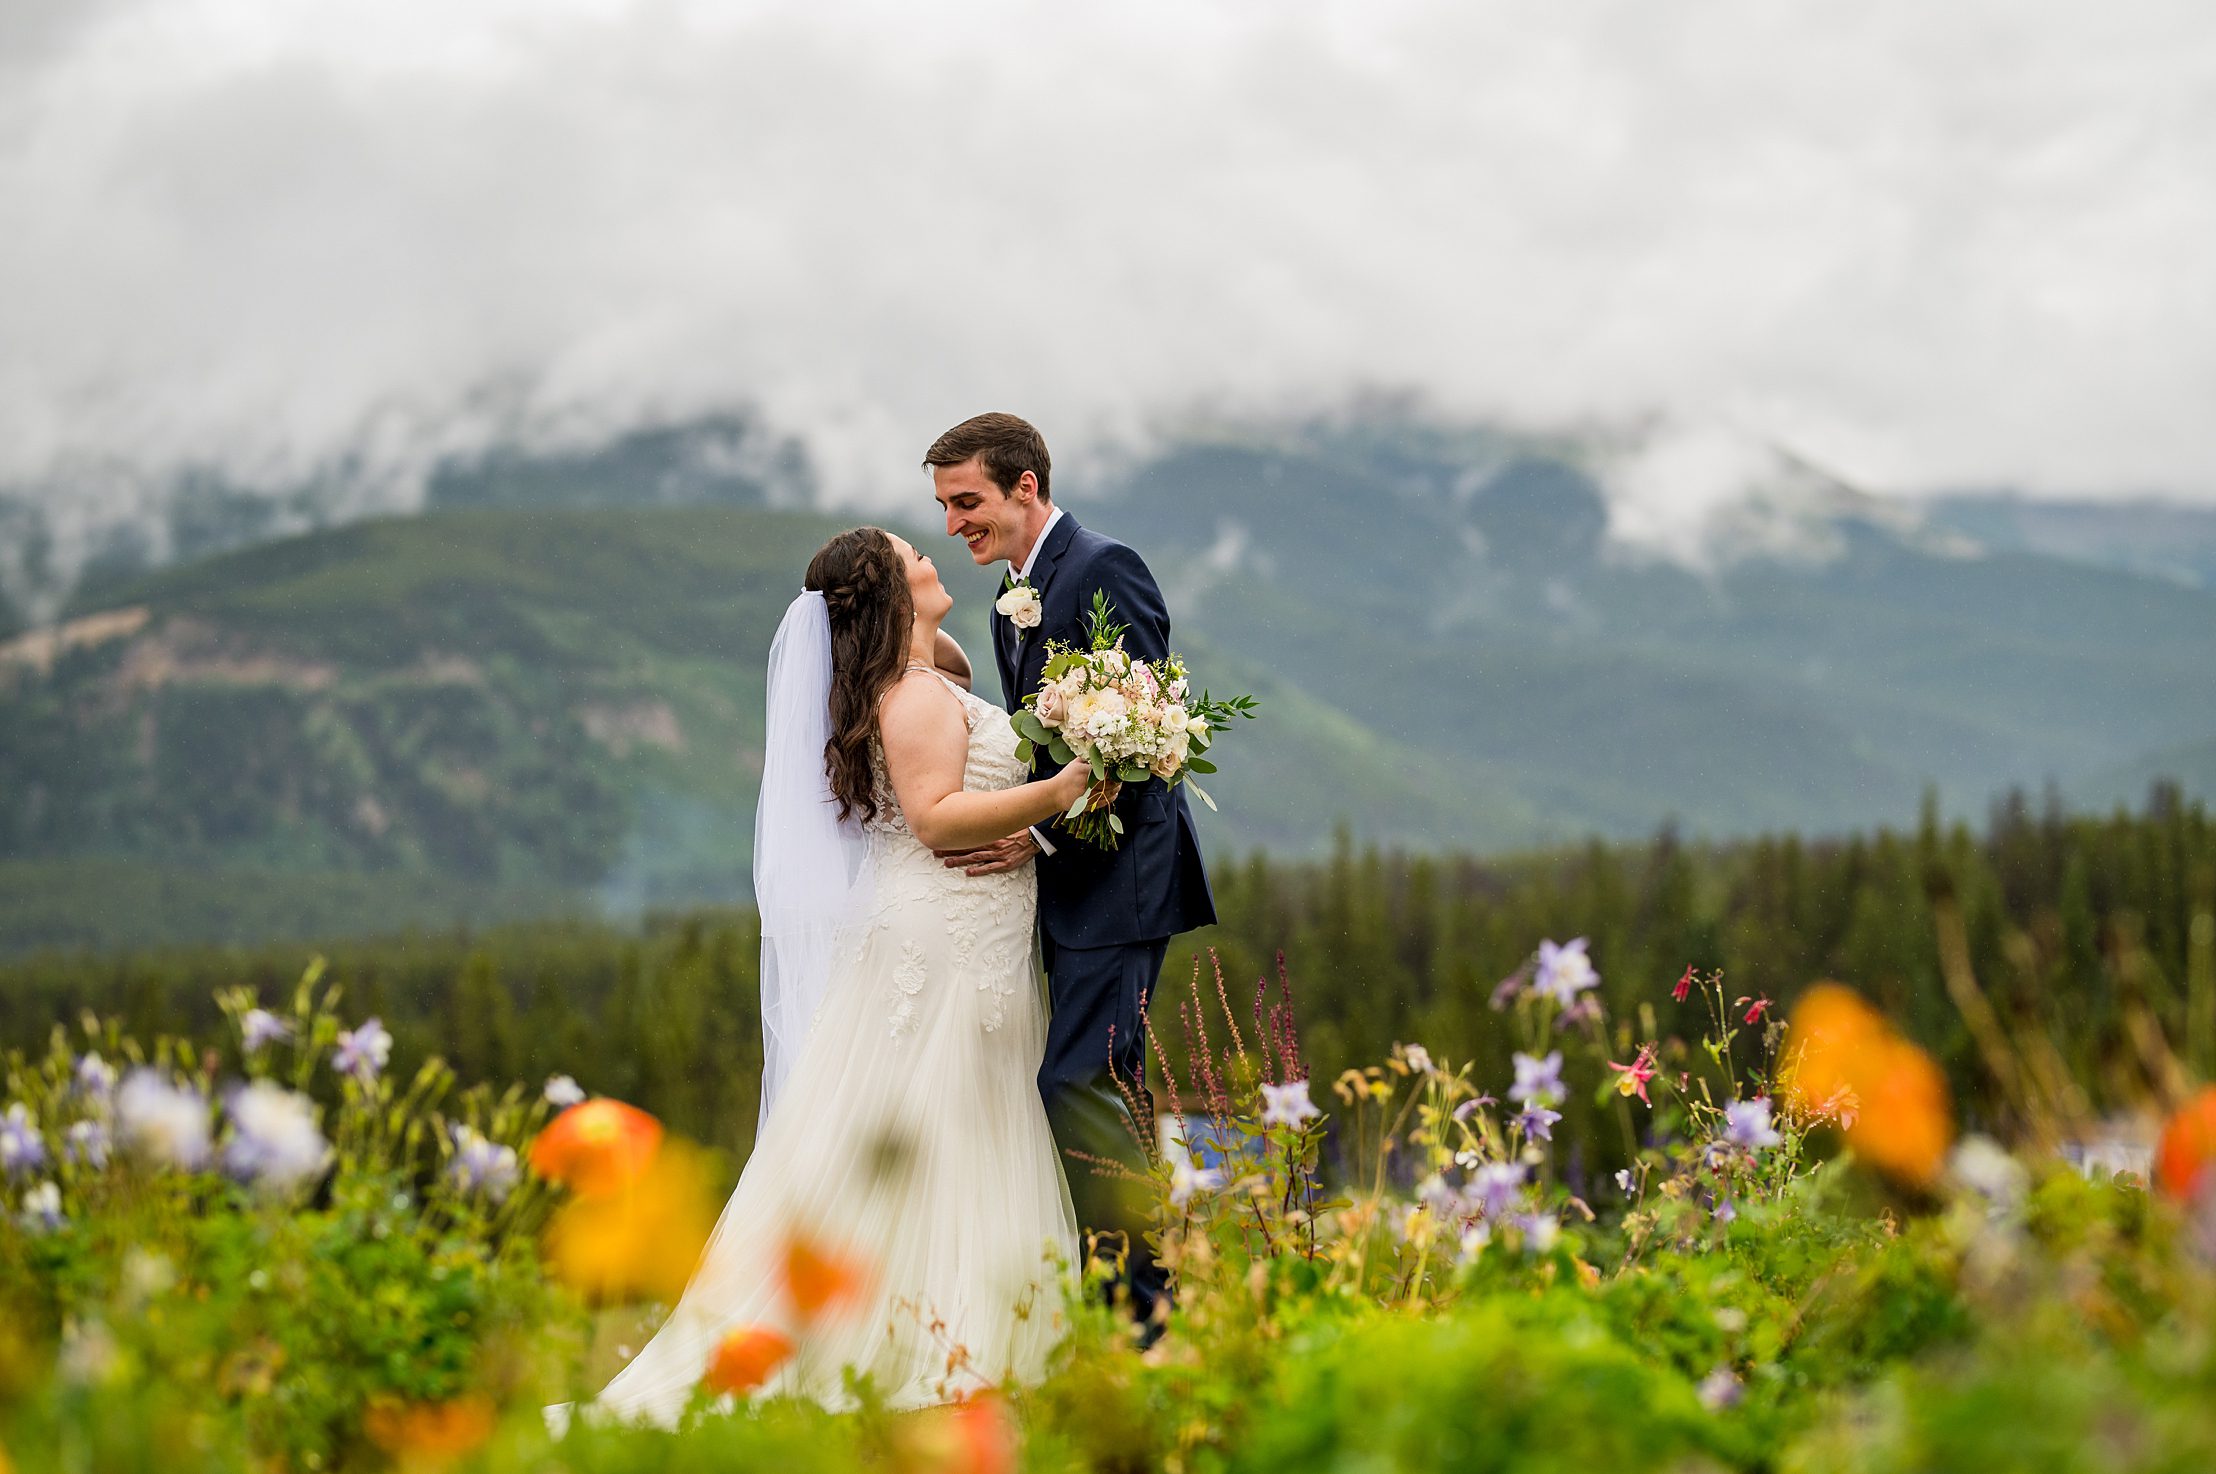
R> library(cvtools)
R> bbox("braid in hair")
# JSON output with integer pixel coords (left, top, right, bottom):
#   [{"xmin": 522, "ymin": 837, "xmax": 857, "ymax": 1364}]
[{"xmin": 804, "ymin": 527, "xmax": 915, "ymax": 823}]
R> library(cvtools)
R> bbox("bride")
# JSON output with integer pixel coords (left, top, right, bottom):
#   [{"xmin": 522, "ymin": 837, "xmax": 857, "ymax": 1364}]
[{"xmin": 579, "ymin": 526, "xmax": 1089, "ymax": 1424}]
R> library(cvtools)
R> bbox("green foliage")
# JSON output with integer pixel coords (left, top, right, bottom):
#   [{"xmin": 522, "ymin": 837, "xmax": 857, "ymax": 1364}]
[{"xmin": 3, "ymin": 951, "xmax": 2216, "ymax": 1472}]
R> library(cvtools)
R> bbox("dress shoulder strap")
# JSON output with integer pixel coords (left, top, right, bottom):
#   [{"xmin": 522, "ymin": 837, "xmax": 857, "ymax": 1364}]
[{"xmin": 879, "ymin": 663, "xmax": 960, "ymax": 707}]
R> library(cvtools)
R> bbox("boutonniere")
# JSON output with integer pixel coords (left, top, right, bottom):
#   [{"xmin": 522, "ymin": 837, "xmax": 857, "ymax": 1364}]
[{"xmin": 995, "ymin": 576, "xmax": 1044, "ymax": 631}]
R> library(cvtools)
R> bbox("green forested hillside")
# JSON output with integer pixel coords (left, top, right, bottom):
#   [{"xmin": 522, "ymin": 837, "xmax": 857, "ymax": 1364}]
[{"xmin": 5, "ymin": 426, "xmax": 2216, "ymax": 954}]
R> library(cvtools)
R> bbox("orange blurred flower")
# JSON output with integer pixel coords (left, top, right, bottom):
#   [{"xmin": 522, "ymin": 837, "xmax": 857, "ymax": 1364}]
[
  {"xmin": 783, "ymin": 1232, "xmax": 868, "ymax": 1322},
  {"xmin": 702, "ymin": 1325, "xmax": 795, "ymax": 1397},
  {"xmin": 2156, "ymin": 1086, "xmax": 2216, "ymax": 1202},
  {"xmin": 362, "ymin": 1395, "xmax": 495, "ymax": 1466},
  {"xmin": 892, "ymin": 1393, "xmax": 1019, "ymax": 1474},
  {"xmin": 1785, "ymin": 984, "xmax": 1952, "ymax": 1189},
  {"xmin": 543, "ymin": 1139, "xmax": 717, "ymax": 1304},
  {"xmin": 529, "ymin": 1099, "xmax": 664, "ymax": 1196}
]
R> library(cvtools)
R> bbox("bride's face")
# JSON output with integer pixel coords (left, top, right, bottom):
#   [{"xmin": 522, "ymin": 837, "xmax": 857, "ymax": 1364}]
[{"xmin": 890, "ymin": 535, "xmax": 954, "ymax": 624}]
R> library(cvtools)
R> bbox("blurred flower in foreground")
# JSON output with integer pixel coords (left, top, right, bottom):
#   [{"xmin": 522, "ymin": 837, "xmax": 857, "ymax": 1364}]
[
  {"xmin": 64, "ymin": 1120, "xmax": 110, "ymax": 1170},
  {"xmin": 363, "ymin": 1395, "xmax": 495, "ymax": 1465},
  {"xmin": 2155, "ymin": 1086, "xmax": 2216, "ymax": 1203},
  {"xmin": 1723, "ymin": 1099, "xmax": 1782, "ymax": 1153},
  {"xmin": 542, "ymin": 1137, "xmax": 715, "ymax": 1305},
  {"xmin": 1510, "ymin": 1050, "xmax": 1564, "ymax": 1106},
  {"xmin": 1785, "ymin": 984, "xmax": 1952, "ymax": 1189},
  {"xmin": 1170, "ymin": 1158, "xmax": 1225, "ymax": 1207},
  {"xmin": 221, "ymin": 1082, "xmax": 329, "ymax": 1191},
  {"xmin": 531, "ymin": 1099, "xmax": 663, "ymax": 1196},
  {"xmin": 1471, "ymin": 1162, "xmax": 1526, "ymax": 1221},
  {"xmin": 890, "ymin": 1392, "xmax": 1019, "ymax": 1474},
  {"xmin": 73, "ymin": 1053, "xmax": 117, "ymax": 1105},
  {"xmin": 1532, "ymin": 938, "xmax": 1599, "ymax": 1005},
  {"xmin": 447, "ymin": 1125, "xmax": 519, "ymax": 1203},
  {"xmin": 783, "ymin": 1233, "xmax": 868, "ymax": 1322},
  {"xmin": 116, "ymin": 1070, "xmax": 212, "ymax": 1170},
  {"xmin": 543, "ymin": 1075, "xmax": 586, "ymax": 1108},
  {"xmin": 701, "ymin": 1325, "xmax": 794, "ymax": 1396},
  {"xmin": 1259, "ymin": 1079, "xmax": 1320, "ymax": 1129},
  {"xmin": 1698, "ymin": 1367, "xmax": 1743, "ymax": 1411},
  {"xmin": 331, "ymin": 1018, "xmax": 392, "ymax": 1084},
  {"xmin": 239, "ymin": 1008, "xmax": 292, "ymax": 1054},
  {"xmin": 18, "ymin": 1181, "xmax": 64, "ymax": 1233},
  {"xmin": 1, "ymin": 1105, "xmax": 46, "ymax": 1178}
]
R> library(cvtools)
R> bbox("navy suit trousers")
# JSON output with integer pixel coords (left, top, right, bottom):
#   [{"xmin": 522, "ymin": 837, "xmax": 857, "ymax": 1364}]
[{"xmin": 1038, "ymin": 931, "xmax": 1171, "ymax": 1325}]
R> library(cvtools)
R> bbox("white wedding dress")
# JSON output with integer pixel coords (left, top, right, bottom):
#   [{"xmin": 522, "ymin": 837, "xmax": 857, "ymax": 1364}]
[{"xmin": 583, "ymin": 671, "xmax": 1080, "ymax": 1424}]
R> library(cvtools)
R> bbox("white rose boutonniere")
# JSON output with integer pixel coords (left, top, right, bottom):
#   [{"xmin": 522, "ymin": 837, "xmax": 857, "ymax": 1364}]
[{"xmin": 995, "ymin": 580, "xmax": 1044, "ymax": 630}]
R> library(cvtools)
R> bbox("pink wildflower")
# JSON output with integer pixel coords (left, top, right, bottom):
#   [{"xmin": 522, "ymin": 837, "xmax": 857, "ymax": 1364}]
[
  {"xmin": 1608, "ymin": 1044, "xmax": 1659, "ymax": 1106},
  {"xmin": 1741, "ymin": 997, "xmax": 1772, "ymax": 1025},
  {"xmin": 1671, "ymin": 967, "xmax": 1695, "ymax": 1004}
]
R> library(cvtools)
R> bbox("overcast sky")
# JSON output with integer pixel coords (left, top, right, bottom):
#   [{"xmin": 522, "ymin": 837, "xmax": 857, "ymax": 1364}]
[{"xmin": 3, "ymin": 0, "xmax": 2213, "ymax": 526}]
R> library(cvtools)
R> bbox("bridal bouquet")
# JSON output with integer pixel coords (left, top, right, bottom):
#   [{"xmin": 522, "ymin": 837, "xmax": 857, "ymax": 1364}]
[{"xmin": 1011, "ymin": 593, "xmax": 1258, "ymax": 849}]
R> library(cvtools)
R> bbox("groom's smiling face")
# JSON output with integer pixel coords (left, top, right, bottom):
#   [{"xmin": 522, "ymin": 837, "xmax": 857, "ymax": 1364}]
[{"xmin": 934, "ymin": 457, "xmax": 1043, "ymax": 568}]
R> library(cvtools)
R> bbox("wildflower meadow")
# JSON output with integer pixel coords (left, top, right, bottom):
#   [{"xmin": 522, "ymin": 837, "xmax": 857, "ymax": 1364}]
[{"xmin": 4, "ymin": 927, "xmax": 2216, "ymax": 1474}]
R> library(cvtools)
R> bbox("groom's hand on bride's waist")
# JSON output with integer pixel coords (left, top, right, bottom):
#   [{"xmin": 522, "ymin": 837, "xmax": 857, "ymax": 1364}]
[{"xmin": 937, "ymin": 830, "xmax": 1041, "ymax": 876}]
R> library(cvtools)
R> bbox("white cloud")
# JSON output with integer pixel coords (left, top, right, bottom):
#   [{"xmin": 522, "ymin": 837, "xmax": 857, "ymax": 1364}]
[{"xmin": 3, "ymin": 0, "xmax": 2212, "ymax": 540}]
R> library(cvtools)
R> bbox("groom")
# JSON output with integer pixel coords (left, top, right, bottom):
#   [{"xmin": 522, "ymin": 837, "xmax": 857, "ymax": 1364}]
[{"xmin": 926, "ymin": 412, "xmax": 1214, "ymax": 1327}]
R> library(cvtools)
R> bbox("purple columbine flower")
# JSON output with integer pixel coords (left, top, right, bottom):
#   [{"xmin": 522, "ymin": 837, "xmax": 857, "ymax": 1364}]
[
  {"xmin": 1722, "ymin": 1098, "xmax": 1783, "ymax": 1153},
  {"xmin": 1516, "ymin": 1104, "xmax": 1563, "ymax": 1143},
  {"xmin": 240, "ymin": 1009, "xmax": 292, "ymax": 1054},
  {"xmin": 1713, "ymin": 1197, "xmax": 1738, "ymax": 1225},
  {"xmin": 221, "ymin": 1082, "xmax": 329, "ymax": 1191},
  {"xmin": 1452, "ymin": 1093, "xmax": 1497, "ymax": 1123},
  {"xmin": 1509, "ymin": 1050, "xmax": 1564, "ymax": 1106},
  {"xmin": 1521, "ymin": 1213, "xmax": 1561, "ymax": 1253},
  {"xmin": 1698, "ymin": 1368, "xmax": 1743, "ymax": 1412},
  {"xmin": 1532, "ymin": 938, "xmax": 1600, "ymax": 1005},
  {"xmin": 116, "ymin": 1070, "xmax": 212, "ymax": 1171},
  {"xmin": 331, "ymin": 1018, "xmax": 392, "ymax": 1084},
  {"xmin": 447, "ymin": 1125, "xmax": 520, "ymax": 1204},
  {"xmin": 1614, "ymin": 1168, "xmax": 1634, "ymax": 1194},
  {"xmin": 64, "ymin": 1119, "xmax": 110, "ymax": 1170},
  {"xmin": 1, "ymin": 1104, "xmax": 48, "ymax": 1178},
  {"xmin": 1470, "ymin": 1161, "xmax": 1526, "ymax": 1221},
  {"xmin": 1259, "ymin": 1079, "xmax": 1320, "ymax": 1130},
  {"xmin": 74, "ymin": 1053, "xmax": 117, "ymax": 1105},
  {"xmin": 543, "ymin": 1075, "xmax": 586, "ymax": 1108}
]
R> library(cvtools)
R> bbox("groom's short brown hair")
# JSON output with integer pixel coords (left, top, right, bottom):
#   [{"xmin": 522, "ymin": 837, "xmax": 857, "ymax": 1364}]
[{"xmin": 923, "ymin": 413, "xmax": 1051, "ymax": 503}]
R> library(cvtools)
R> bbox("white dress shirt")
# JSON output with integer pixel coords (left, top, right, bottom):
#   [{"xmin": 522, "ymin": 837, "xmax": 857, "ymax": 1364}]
[{"xmin": 1014, "ymin": 505, "xmax": 1065, "ymax": 584}]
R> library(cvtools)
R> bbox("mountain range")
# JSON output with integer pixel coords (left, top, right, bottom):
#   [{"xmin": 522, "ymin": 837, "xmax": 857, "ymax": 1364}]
[{"xmin": 4, "ymin": 414, "xmax": 2213, "ymax": 953}]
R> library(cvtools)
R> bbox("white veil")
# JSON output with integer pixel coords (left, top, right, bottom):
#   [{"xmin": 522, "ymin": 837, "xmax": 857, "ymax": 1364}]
[{"xmin": 754, "ymin": 590, "xmax": 872, "ymax": 1123}]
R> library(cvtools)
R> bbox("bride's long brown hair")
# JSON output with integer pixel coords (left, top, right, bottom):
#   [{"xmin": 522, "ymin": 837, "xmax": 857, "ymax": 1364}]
[{"xmin": 806, "ymin": 527, "xmax": 915, "ymax": 824}]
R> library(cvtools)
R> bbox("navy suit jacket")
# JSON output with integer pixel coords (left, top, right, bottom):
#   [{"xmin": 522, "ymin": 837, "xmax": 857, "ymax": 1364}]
[{"xmin": 990, "ymin": 514, "xmax": 1216, "ymax": 950}]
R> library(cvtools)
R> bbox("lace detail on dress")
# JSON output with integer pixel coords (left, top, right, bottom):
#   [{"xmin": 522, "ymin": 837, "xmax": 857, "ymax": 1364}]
[
  {"xmin": 889, "ymin": 940, "xmax": 927, "ymax": 1039},
  {"xmin": 857, "ymin": 672, "xmax": 1036, "ymax": 1039}
]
